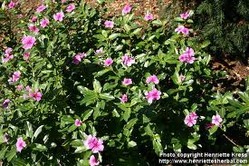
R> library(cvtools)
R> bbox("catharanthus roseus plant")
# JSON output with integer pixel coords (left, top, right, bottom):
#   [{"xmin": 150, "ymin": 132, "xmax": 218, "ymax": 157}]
[{"xmin": 0, "ymin": 0, "xmax": 239, "ymax": 165}]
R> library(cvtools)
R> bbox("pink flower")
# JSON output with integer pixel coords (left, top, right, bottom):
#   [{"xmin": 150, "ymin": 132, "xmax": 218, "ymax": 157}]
[
  {"xmin": 9, "ymin": 71, "xmax": 21, "ymax": 83},
  {"xmin": 122, "ymin": 4, "xmax": 132, "ymax": 15},
  {"xmin": 8, "ymin": 1, "xmax": 16, "ymax": 9},
  {"xmin": 175, "ymin": 25, "xmax": 189, "ymax": 35},
  {"xmin": 40, "ymin": 18, "xmax": 49, "ymax": 28},
  {"xmin": 16, "ymin": 84, "xmax": 23, "ymax": 91},
  {"xmin": 2, "ymin": 99, "xmax": 10, "ymax": 108},
  {"xmin": 122, "ymin": 78, "xmax": 132, "ymax": 86},
  {"xmin": 211, "ymin": 114, "xmax": 222, "ymax": 126},
  {"xmin": 61, "ymin": 0, "xmax": 67, "ymax": 3},
  {"xmin": 184, "ymin": 112, "xmax": 198, "ymax": 127},
  {"xmin": 144, "ymin": 13, "xmax": 154, "ymax": 21},
  {"xmin": 184, "ymin": 115, "xmax": 197, "ymax": 127},
  {"xmin": 122, "ymin": 54, "xmax": 135, "ymax": 66},
  {"xmin": 104, "ymin": 58, "xmax": 113, "ymax": 67},
  {"xmin": 84, "ymin": 135, "xmax": 104, "ymax": 153},
  {"xmin": 23, "ymin": 52, "xmax": 30, "ymax": 61},
  {"xmin": 29, "ymin": 90, "xmax": 42, "ymax": 101},
  {"xmin": 120, "ymin": 94, "xmax": 128, "ymax": 103},
  {"xmin": 104, "ymin": 20, "xmax": 114, "ymax": 29},
  {"xmin": 179, "ymin": 74, "xmax": 185, "ymax": 82},
  {"xmin": 95, "ymin": 48, "xmax": 103, "ymax": 54},
  {"xmin": 2, "ymin": 47, "xmax": 14, "ymax": 63},
  {"xmin": 89, "ymin": 155, "xmax": 100, "ymax": 166},
  {"xmin": 5, "ymin": 47, "xmax": 12, "ymax": 55},
  {"xmin": 36, "ymin": 5, "xmax": 46, "ymax": 13},
  {"xmin": 72, "ymin": 53, "xmax": 86, "ymax": 64},
  {"xmin": 26, "ymin": 86, "xmax": 32, "ymax": 92},
  {"xmin": 30, "ymin": 16, "xmax": 38, "ymax": 22},
  {"xmin": 53, "ymin": 11, "xmax": 65, "ymax": 22},
  {"xmin": 146, "ymin": 75, "xmax": 159, "ymax": 84},
  {"xmin": 16, "ymin": 137, "xmax": 26, "ymax": 152},
  {"xmin": 145, "ymin": 88, "xmax": 161, "ymax": 103},
  {"xmin": 28, "ymin": 24, "xmax": 39, "ymax": 33},
  {"xmin": 74, "ymin": 119, "xmax": 82, "ymax": 126},
  {"xmin": 66, "ymin": 4, "xmax": 75, "ymax": 13},
  {"xmin": 179, "ymin": 47, "xmax": 195, "ymax": 64},
  {"xmin": 21, "ymin": 36, "xmax": 36, "ymax": 50},
  {"xmin": 180, "ymin": 11, "xmax": 190, "ymax": 20}
]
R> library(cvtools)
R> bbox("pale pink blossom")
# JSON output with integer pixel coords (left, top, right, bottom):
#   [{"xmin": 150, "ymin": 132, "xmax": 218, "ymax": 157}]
[
  {"xmin": 84, "ymin": 135, "xmax": 104, "ymax": 153},
  {"xmin": 23, "ymin": 52, "xmax": 30, "ymax": 61},
  {"xmin": 211, "ymin": 114, "xmax": 222, "ymax": 126},
  {"xmin": 5, "ymin": 47, "xmax": 12, "ymax": 55},
  {"xmin": 40, "ymin": 18, "xmax": 49, "ymax": 28},
  {"xmin": 28, "ymin": 24, "xmax": 39, "ymax": 33},
  {"xmin": 66, "ymin": 4, "xmax": 75, "ymax": 13},
  {"xmin": 26, "ymin": 86, "xmax": 32, "ymax": 92},
  {"xmin": 16, "ymin": 84, "xmax": 23, "ymax": 91},
  {"xmin": 30, "ymin": 16, "xmax": 38, "ymax": 22},
  {"xmin": 95, "ymin": 48, "xmax": 103, "ymax": 54},
  {"xmin": 179, "ymin": 74, "xmax": 185, "ymax": 82},
  {"xmin": 146, "ymin": 75, "xmax": 159, "ymax": 84},
  {"xmin": 2, "ymin": 99, "xmax": 10, "ymax": 108},
  {"xmin": 2, "ymin": 47, "xmax": 14, "ymax": 63},
  {"xmin": 180, "ymin": 11, "xmax": 190, "ymax": 20},
  {"xmin": 120, "ymin": 94, "xmax": 128, "ymax": 103},
  {"xmin": 36, "ymin": 5, "xmax": 46, "ymax": 13},
  {"xmin": 122, "ymin": 54, "xmax": 135, "ymax": 66},
  {"xmin": 16, "ymin": 137, "xmax": 26, "ymax": 152},
  {"xmin": 53, "ymin": 11, "xmax": 65, "ymax": 22},
  {"xmin": 9, "ymin": 71, "xmax": 21, "ymax": 83},
  {"xmin": 72, "ymin": 53, "xmax": 86, "ymax": 64},
  {"xmin": 8, "ymin": 1, "xmax": 16, "ymax": 9},
  {"xmin": 61, "ymin": 0, "xmax": 67, "ymax": 3},
  {"xmin": 104, "ymin": 58, "xmax": 113, "ymax": 67},
  {"xmin": 122, "ymin": 4, "xmax": 132, "ymax": 15},
  {"xmin": 89, "ymin": 155, "xmax": 100, "ymax": 166},
  {"xmin": 104, "ymin": 20, "xmax": 114, "ymax": 29},
  {"xmin": 122, "ymin": 78, "xmax": 132, "ymax": 86},
  {"xmin": 145, "ymin": 88, "xmax": 161, "ymax": 103},
  {"xmin": 175, "ymin": 25, "xmax": 189, "ymax": 35},
  {"xmin": 184, "ymin": 112, "xmax": 198, "ymax": 127},
  {"xmin": 179, "ymin": 47, "xmax": 195, "ymax": 64},
  {"xmin": 29, "ymin": 90, "xmax": 42, "ymax": 101},
  {"xmin": 144, "ymin": 13, "xmax": 154, "ymax": 21},
  {"xmin": 74, "ymin": 119, "xmax": 82, "ymax": 126},
  {"xmin": 21, "ymin": 36, "xmax": 36, "ymax": 50}
]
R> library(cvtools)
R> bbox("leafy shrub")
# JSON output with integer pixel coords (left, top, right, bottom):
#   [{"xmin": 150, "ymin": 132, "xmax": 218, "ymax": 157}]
[{"xmin": 0, "ymin": 0, "xmax": 242, "ymax": 165}]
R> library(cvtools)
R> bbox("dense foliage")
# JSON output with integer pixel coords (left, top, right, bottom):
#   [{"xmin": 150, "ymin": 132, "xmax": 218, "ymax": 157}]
[{"xmin": 0, "ymin": 0, "xmax": 248, "ymax": 165}]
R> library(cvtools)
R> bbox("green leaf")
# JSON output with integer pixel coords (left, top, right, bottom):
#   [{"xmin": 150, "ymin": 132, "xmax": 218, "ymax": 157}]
[
  {"xmin": 71, "ymin": 139, "xmax": 83, "ymax": 147},
  {"xmin": 32, "ymin": 125, "xmax": 44, "ymax": 142},
  {"xmin": 93, "ymin": 79, "xmax": 102, "ymax": 93},
  {"xmin": 187, "ymin": 141, "xmax": 197, "ymax": 150},
  {"xmin": 6, "ymin": 147, "xmax": 16, "ymax": 162},
  {"xmin": 26, "ymin": 121, "xmax": 33, "ymax": 138},
  {"xmin": 128, "ymin": 141, "xmax": 137, "ymax": 148},
  {"xmin": 32, "ymin": 143, "xmax": 47, "ymax": 152},
  {"xmin": 94, "ymin": 69, "xmax": 111, "ymax": 78},
  {"xmin": 0, "ymin": 147, "xmax": 8, "ymax": 160},
  {"xmin": 123, "ymin": 108, "xmax": 131, "ymax": 122},
  {"xmin": 82, "ymin": 110, "xmax": 93, "ymax": 121},
  {"xmin": 75, "ymin": 146, "xmax": 87, "ymax": 153},
  {"xmin": 209, "ymin": 125, "xmax": 218, "ymax": 135},
  {"xmin": 99, "ymin": 93, "xmax": 115, "ymax": 101},
  {"xmin": 132, "ymin": 28, "xmax": 142, "ymax": 35},
  {"xmin": 125, "ymin": 118, "xmax": 138, "ymax": 129},
  {"xmin": 108, "ymin": 33, "xmax": 121, "ymax": 40}
]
